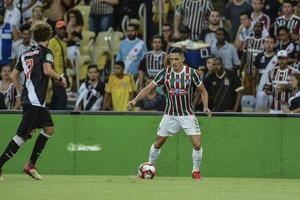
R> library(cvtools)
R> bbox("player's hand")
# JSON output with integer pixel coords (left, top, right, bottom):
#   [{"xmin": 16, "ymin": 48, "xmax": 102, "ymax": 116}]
[
  {"xmin": 60, "ymin": 76, "xmax": 67, "ymax": 88},
  {"xmin": 203, "ymin": 107, "xmax": 212, "ymax": 118},
  {"xmin": 128, "ymin": 99, "xmax": 137, "ymax": 111}
]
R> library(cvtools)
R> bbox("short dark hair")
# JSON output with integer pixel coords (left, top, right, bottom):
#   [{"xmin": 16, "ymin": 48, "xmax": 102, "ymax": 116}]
[
  {"xmin": 264, "ymin": 35, "xmax": 276, "ymax": 42},
  {"xmin": 214, "ymin": 57, "xmax": 224, "ymax": 64},
  {"xmin": 20, "ymin": 23, "xmax": 32, "ymax": 33},
  {"xmin": 277, "ymin": 26, "xmax": 289, "ymax": 35},
  {"xmin": 169, "ymin": 47, "xmax": 184, "ymax": 55},
  {"xmin": 283, "ymin": 0, "xmax": 294, "ymax": 6},
  {"xmin": 115, "ymin": 61, "xmax": 125, "ymax": 69},
  {"xmin": 151, "ymin": 35, "xmax": 163, "ymax": 43},
  {"xmin": 216, "ymin": 28, "xmax": 229, "ymax": 40},
  {"xmin": 127, "ymin": 23, "xmax": 139, "ymax": 31},
  {"xmin": 87, "ymin": 64, "xmax": 98, "ymax": 71},
  {"xmin": 240, "ymin": 12, "xmax": 251, "ymax": 19},
  {"xmin": 31, "ymin": 21, "xmax": 52, "ymax": 42}
]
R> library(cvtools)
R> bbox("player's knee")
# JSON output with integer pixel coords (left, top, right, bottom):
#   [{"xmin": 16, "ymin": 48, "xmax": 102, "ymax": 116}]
[{"xmin": 43, "ymin": 127, "xmax": 54, "ymax": 136}]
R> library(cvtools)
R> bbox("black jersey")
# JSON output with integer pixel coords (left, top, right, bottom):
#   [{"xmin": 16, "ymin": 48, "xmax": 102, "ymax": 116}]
[{"xmin": 15, "ymin": 45, "xmax": 54, "ymax": 107}]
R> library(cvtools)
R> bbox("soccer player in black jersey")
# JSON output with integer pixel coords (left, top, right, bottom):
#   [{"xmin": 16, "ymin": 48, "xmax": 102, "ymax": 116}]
[{"xmin": 0, "ymin": 22, "xmax": 67, "ymax": 180}]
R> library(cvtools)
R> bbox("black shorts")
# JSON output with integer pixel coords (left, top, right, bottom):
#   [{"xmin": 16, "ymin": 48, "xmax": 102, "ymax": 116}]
[{"xmin": 17, "ymin": 104, "xmax": 54, "ymax": 139}]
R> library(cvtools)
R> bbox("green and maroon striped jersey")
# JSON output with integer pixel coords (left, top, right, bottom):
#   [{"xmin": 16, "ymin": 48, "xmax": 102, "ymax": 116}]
[{"xmin": 153, "ymin": 65, "xmax": 202, "ymax": 116}]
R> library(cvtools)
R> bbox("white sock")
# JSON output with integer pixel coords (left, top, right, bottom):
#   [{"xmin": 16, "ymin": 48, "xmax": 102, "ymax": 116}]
[
  {"xmin": 192, "ymin": 147, "xmax": 203, "ymax": 172},
  {"xmin": 12, "ymin": 135, "xmax": 25, "ymax": 147},
  {"xmin": 148, "ymin": 144, "xmax": 161, "ymax": 164}
]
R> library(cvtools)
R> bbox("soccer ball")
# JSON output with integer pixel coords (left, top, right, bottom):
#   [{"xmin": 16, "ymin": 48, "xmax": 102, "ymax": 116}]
[{"xmin": 138, "ymin": 162, "xmax": 156, "ymax": 179}]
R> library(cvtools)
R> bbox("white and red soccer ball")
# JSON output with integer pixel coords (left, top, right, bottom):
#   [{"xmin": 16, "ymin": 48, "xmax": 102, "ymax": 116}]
[{"xmin": 138, "ymin": 162, "xmax": 156, "ymax": 179}]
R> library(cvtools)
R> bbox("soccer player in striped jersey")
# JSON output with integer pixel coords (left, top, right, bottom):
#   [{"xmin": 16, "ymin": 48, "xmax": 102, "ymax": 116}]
[
  {"xmin": 274, "ymin": 0, "xmax": 300, "ymax": 41},
  {"xmin": 264, "ymin": 50, "xmax": 300, "ymax": 113},
  {"xmin": 138, "ymin": 35, "xmax": 166, "ymax": 91},
  {"xmin": 175, "ymin": 0, "xmax": 213, "ymax": 40},
  {"xmin": 128, "ymin": 47, "xmax": 211, "ymax": 180}
]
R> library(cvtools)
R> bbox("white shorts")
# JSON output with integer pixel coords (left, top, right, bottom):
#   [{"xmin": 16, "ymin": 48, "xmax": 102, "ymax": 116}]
[{"xmin": 157, "ymin": 114, "xmax": 201, "ymax": 137}]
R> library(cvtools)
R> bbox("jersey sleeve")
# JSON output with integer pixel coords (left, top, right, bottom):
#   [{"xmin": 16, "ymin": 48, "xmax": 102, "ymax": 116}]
[
  {"xmin": 42, "ymin": 48, "xmax": 54, "ymax": 66},
  {"xmin": 192, "ymin": 69, "xmax": 202, "ymax": 87},
  {"xmin": 153, "ymin": 68, "xmax": 166, "ymax": 86},
  {"xmin": 14, "ymin": 56, "xmax": 23, "ymax": 72}
]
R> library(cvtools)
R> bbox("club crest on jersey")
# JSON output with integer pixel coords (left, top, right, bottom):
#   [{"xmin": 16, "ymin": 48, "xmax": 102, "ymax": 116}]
[
  {"xmin": 169, "ymin": 88, "xmax": 187, "ymax": 96},
  {"xmin": 224, "ymin": 78, "xmax": 230, "ymax": 86}
]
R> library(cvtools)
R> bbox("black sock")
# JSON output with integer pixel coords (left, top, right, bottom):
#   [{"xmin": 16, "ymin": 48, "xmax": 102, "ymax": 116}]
[
  {"xmin": 29, "ymin": 133, "xmax": 49, "ymax": 165},
  {"xmin": 0, "ymin": 140, "xmax": 21, "ymax": 168}
]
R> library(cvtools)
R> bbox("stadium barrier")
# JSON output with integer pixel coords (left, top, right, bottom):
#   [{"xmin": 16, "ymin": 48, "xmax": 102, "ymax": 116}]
[{"xmin": 0, "ymin": 111, "xmax": 299, "ymax": 178}]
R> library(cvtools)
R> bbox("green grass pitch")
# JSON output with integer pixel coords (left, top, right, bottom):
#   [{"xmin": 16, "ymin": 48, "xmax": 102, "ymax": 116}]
[{"xmin": 1, "ymin": 175, "xmax": 300, "ymax": 200}]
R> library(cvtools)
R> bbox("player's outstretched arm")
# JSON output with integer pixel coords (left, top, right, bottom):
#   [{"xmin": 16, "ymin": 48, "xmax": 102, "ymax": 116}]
[
  {"xmin": 43, "ymin": 63, "xmax": 67, "ymax": 88},
  {"xmin": 128, "ymin": 81, "xmax": 157, "ymax": 110},
  {"xmin": 198, "ymin": 83, "xmax": 212, "ymax": 117}
]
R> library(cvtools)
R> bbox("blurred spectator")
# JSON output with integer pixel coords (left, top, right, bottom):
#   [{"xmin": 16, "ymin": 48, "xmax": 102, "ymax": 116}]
[
  {"xmin": 235, "ymin": 12, "xmax": 254, "ymax": 50},
  {"xmin": 44, "ymin": 0, "xmax": 80, "ymax": 36},
  {"xmin": 75, "ymin": 65, "xmax": 105, "ymax": 111},
  {"xmin": 235, "ymin": 12, "xmax": 269, "ymax": 50},
  {"xmin": 263, "ymin": 0, "xmax": 282, "ymax": 27},
  {"xmin": 275, "ymin": 26, "xmax": 300, "ymax": 70},
  {"xmin": 15, "ymin": 0, "xmax": 43, "ymax": 22},
  {"xmin": 193, "ymin": 55, "xmax": 216, "ymax": 110},
  {"xmin": 201, "ymin": 55, "xmax": 216, "ymax": 81},
  {"xmin": 274, "ymin": 0, "xmax": 300, "ymax": 41},
  {"xmin": 27, "ymin": 5, "xmax": 45, "ymax": 26},
  {"xmin": 12, "ymin": 23, "xmax": 35, "ymax": 61},
  {"xmin": 48, "ymin": 20, "xmax": 69, "ymax": 110},
  {"xmin": 162, "ymin": 23, "xmax": 173, "ymax": 51},
  {"xmin": 211, "ymin": 28, "xmax": 241, "ymax": 71},
  {"xmin": 204, "ymin": 57, "xmax": 243, "ymax": 112},
  {"xmin": 115, "ymin": 0, "xmax": 154, "ymax": 42},
  {"xmin": 116, "ymin": 23, "xmax": 147, "ymax": 77},
  {"xmin": 251, "ymin": 0, "xmax": 270, "ymax": 30},
  {"xmin": 241, "ymin": 22, "xmax": 267, "ymax": 96},
  {"xmin": 0, "ymin": 8, "xmax": 18, "ymax": 69},
  {"xmin": 264, "ymin": 50, "xmax": 300, "ymax": 113},
  {"xmin": 288, "ymin": 73, "xmax": 300, "ymax": 113},
  {"xmin": 138, "ymin": 35, "xmax": 166, "ymax": 91},
  {"xmin": 224, "ymin": 0, "xmax": 252, "ymax": 41},
  {"xmin": 103, "ymin": 61, "xmax": 135, "ymax": 111},
  {"xmin": 137, "ymin": 77, "xmax": 165, "ymax": 111},
  {"xmin": 65, "ymin": 8, "xmax": 83, "ymax": 83},
  {"xmin": 4, "ymin": 0, "xmax": 21, "ymax": 28},
  {"xmin": 253, "ymin": 36, "xmax": 277, "ymax": 111},
  {"xmin": 89, "ymin": 0, "xmax": 118, "ymax": 35},
  {"xmin": 200, "ymin": 10, "xmax": 223, "ymax": 46},
  {"xmin": 0, "ymin": 65, "xmax": 20, "ymax": 109},
  {"xmin": 174, "ymin": 0, "xmax": 213, "ymax": 40}
]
